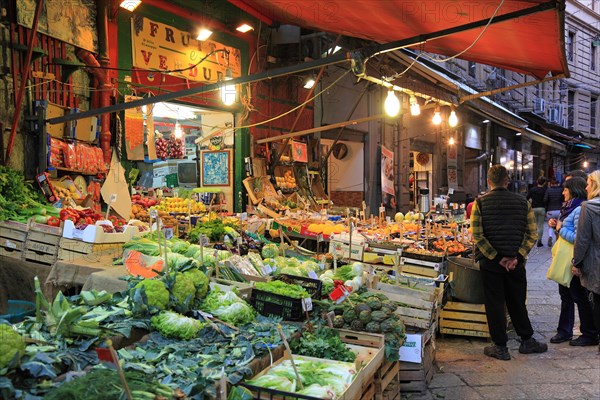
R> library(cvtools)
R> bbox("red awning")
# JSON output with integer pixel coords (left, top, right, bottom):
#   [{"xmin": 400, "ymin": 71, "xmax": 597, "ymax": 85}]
[{"xmin": 229, "ymin": 0, "xmax": 568, "ymax": 79}]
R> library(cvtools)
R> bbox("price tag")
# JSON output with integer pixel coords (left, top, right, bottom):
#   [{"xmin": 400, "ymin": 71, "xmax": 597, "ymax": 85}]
[
  {"xmin": 110, "ymin": 194, "xmax": 117, "ymax": 203},
  {"xmin": 326, "ymin": 311, "xmax": 336, "ymax": 328},
  {"xmin": 236, "ymin": 236, "xmax": 243, "ymax": 245},
  {"xmin": 240, "ymin": 212, "xmax": 248, "ymax": 221},
  {"xmin": 173, "ymin": 189, "xmax": 179, "ymax": 198},
  {"xmin": 199, "ymin": 234, "xmax": 209, "ymax": 246},
  {"xmin": 162, "ymin": 227, "xmax": 174, "ymax": 240},
  {"xmin": 345, "ymin": 208, "xmax": 350, "ymax": 216},
  {"xmin": 308, "ymin": 270, "xmax": 318, "ymax": 279},
  {"xmin": 386, "ymin": 216, "xmax": 391, "ymax": 224},
  {"xmin": 379, "ymin": 206, "xmax": 385, "ymax": 214},
  {"xmin": 150, "ymin": 209, "xmax": 158, "ymax": 219},
  {"xmin": 301, "ymin": 297, "xmax": 313, "ymax": 312},
  {"xmin": 131, "ymin": 187, "xmax": 137, "ymax": 195},
  {"xmin": 448, "ymin": 188, "xmax": 455, "ymax": 195}
]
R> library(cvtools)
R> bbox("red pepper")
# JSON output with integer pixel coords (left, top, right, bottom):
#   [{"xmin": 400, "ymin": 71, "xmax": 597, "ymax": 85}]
[
  {"xmin": 85, "ymin": 217, "xmax": 93, "ymax": 225},
  {"xmin": 47, "ymin": 216, "xmax": 60, "ymax": 227}
]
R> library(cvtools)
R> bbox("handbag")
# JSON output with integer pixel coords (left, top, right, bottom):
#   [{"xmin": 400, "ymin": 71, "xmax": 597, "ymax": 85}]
[{"xmin": 546, "ymin": 236, "xmax": 574, "ymax": 287}]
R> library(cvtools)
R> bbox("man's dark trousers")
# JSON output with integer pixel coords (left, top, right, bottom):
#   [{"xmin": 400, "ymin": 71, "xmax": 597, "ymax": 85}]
[{"xmin": 480, "ymin": 258, "xmax": 534, "ymax": 345}]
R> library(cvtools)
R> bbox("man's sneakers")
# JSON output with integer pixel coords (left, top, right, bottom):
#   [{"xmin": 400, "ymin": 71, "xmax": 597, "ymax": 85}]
[
  {"xmin": 519, "ymin": 338, "xmax": 548, "ymax": 354},
  {"xmin": 484, "ymin": 344, "xmax": 511, "ymax": 360},
  {"xmin": 569, "ymin": 336, "xmax": 600, "ymax": 347}
]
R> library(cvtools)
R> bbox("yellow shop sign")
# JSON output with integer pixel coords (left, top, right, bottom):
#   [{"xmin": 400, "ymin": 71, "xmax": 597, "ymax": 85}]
[{"xmin": 131, "ymin": 16, "xmax": 242, "ymax": 83}]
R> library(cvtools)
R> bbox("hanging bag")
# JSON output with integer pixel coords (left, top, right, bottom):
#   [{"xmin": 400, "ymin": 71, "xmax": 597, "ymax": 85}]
[{"xmin": 546, "ymin": 236, "xmax": 574, "ymax": 287}]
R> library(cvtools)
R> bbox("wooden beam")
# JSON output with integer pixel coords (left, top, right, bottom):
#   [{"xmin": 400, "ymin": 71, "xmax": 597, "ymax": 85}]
[
  {"xmin": 459, "ymin": 74, "xmax": 566, "ymax": 103},
  {"xmin": 256, "ymin": 114, "xmax": 386, "ymax": 144}
]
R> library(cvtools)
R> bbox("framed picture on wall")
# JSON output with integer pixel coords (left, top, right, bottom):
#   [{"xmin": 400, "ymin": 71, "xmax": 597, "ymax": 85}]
[
  {"xmin": 291, "ymin": 141, "xmax": 308, "ymax": 163},
  {"xmin": 201, "ymin": 150, "xmax": 230, "ymax": 186}
]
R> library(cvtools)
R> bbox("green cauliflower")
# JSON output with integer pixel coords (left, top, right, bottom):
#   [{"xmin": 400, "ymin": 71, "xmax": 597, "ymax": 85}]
[
  {"xmin": 133, "ymin": 279, "xmax": 169, "ymax": 311},
  {"xmin": 170, "ymin": 272, "xmax": 196, "ymax": 306},
  {"xmin": 151, "ymin": 311, "xmax": 204, "ymax": 340},
  {"xmin": 261, "ymin": 243, "xmax": 279, "ymax": 258},
  {"xmin": 0, "ymin": 325, "xmax": 25, "ymax": 370},
  {"xmin": 183, "ymin": 268, "xmax": 210, "ymax": 300}
]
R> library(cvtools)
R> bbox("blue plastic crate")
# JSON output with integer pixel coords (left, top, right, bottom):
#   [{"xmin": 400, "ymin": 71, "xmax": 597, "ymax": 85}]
[{"xmin": 0, "ymin": 300, "xmax": 36, "ymax": 323}]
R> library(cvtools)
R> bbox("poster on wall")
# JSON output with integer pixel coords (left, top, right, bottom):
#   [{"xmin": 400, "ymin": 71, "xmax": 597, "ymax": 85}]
[
  {"xmin": 131, "ymin": 16, "xmax": 242, "ymax": 83},
  {"xmin": 202, "ymin": 150, "xmax": 230, "ymax": 186},
  {"xmin": 447, "ymin": 144, "xmax": 458, "ymax": 189},
  {"xmin": 381, "ymin": 145, "xmax": 396, "ymax": 209},
  {"xmin": 17, "ymin": 0, "xmax": 98, "ymax": 52},
  {"xmin": 124, "ymin": 96, "xmax": 145, "ymax": 161},
  {"xmin": 292, "ymin": 141, "xmax": 308, "ymax": 163}
]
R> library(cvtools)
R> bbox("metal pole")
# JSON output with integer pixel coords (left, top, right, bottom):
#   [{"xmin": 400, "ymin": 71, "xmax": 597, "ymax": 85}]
[{"xmin": 4, "ymin": 0, "xmax": 44, "ymax": 164}]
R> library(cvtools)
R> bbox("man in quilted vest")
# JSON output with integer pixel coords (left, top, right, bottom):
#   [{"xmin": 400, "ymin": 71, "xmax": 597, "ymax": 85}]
[{"xmin": 471, "ymin": 164, "xmax": 548, "ymax": 360}]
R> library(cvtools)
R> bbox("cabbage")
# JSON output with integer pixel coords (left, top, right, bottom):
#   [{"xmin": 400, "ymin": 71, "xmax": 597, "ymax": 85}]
[
  {"xmin": 261, "ymin": 243, "xmax": 279, "ymax": 258},
  {"xmin": 185, "ymin": 244, "xmax": 202, "ymax": 258},
  {"xmin": 297, "ymin": 384, "xmax": 334, "ymax": 399},
  {"xmin": 245, "ymin": 375, "xmax": 296, "ymax": 392},
  {"xmin": 279, "ymin": 267, "xmax": 303, "ymax": 277},
  {"xmin": 300, "ymin": 260, "xmax": 320, "ymax": 272},
  {"xmin": 169, "ymin": 239, "xmax": 190, "ymax": 254},
  {"xmin": 150, "ymin": 310, "xmax": 204, "ymax": 340},
  {"xmin": 200, "ymin": 288, "xmax": 255, "ymax": 325}
]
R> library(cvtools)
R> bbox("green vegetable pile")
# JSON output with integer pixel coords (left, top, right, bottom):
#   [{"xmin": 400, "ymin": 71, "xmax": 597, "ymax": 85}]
[
  {"xmin": 151, "ymin": 310, "xmax": 205, "ymax": 340},
  {"xmin": 0, "ymin": 325, "xmax": 25, "ymax": 371},
  {"xmin": 0, "ymin": 166, "xmax": 59, "ymax": 222},
  {"xmin": 200, "ymin": 288, "xmax": 256, "ymax": 326},
  {"xmin": 291, "ymin": 326, "xmax": 356, "ymax": 363},
  {"xmin": 44, "ymin": 368, "xmax": 176, "ymax": 400},
  {"xmin": 255, "ymin": 280, "xmax": 310, "ymax": 299},
  {"xmin": 189, "ymin": 219, "xmax": 236, "ymax": 242}
]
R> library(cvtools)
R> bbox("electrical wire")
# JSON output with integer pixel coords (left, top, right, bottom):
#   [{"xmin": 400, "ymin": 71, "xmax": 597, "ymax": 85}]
[{"xmin": 422, "ymin": 0, "xmax": 506, "ymax": 63}]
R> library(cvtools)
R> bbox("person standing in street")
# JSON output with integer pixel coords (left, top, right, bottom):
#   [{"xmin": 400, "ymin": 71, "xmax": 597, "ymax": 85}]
[
  {"xmin": 572, "ymin": 170, "xmax": 600, "ymax": 352},
  {"xmin": 549, "ymin": 177, "xmax": 598, "ymax": 346},
  {"xmin": 471, "ymin": 165, "xmax": 547, "ymax": 360},
  {"xmin": 527, "ymin": 177, "xmax": 547, "ymax": 247},
  {"xmin": 546, "ymin": 179, "xmax": 564, "ymax": 246}
]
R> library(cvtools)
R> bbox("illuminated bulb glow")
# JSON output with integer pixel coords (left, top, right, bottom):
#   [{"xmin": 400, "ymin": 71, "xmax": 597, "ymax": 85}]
[
  {"xmin": 409, "ymin": 96, "xmax": 420, "ymax": 116},
  {"xmin": 384, "ymin": 90, "xmax": 400, "ymax": 117},
  {"xmin": 173, "ymin": 123, "xmax": 183, "ymax": 139},
  {"xmin": 304, "ymin": 78, "xmax": 315, "ymax": 89},
  {"xmin": 221, "ymin": 69, "xmax": 236, "ymax": 106},
  {"xmin": 432, "ymin": 110, "xmax": 442, "ymax": 125},
  {"xmin": 449, "ymin": 137, "xmax": 455, "ymax": 145},
  {"xmin": 119, "ymin": 0, "xmax": 141, "ymax": 12},
  {"xmin": 236, "ymin": 23, "xmax": 253, "ymax": 33},
  {"xmin": 197, "ymin": 28, "xmax": 213, "ymax": 41},
  {"xmin": 448, "ymin": 110, "xmax": 458, "ymax": 127},
  {"xmin": 583, "ymin": 160, "xmax": 589, "ymax": 168}
]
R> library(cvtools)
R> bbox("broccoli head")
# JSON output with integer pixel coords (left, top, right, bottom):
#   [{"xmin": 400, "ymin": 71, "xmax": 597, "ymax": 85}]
[
  {"xmin": 183, "ymin": 268, "xmax": 210, "ymax": 300},
  {"xmin": 133, "ymin": 279, "xmax": 169, "ymax": 311},
  {"xmin": 170, "ymin": 272, "xmax": 196, "ymax": 306},
  {"xmin": 0, "ymin": 325, "xmax": 25, "ymax": 370}
]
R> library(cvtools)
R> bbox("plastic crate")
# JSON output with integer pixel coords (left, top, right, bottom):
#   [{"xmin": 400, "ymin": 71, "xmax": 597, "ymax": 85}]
[
  {"xmin": 274, "ymin": 274, "xmax": 322, "ymax": 299},
  {"xmin": 0, "ymin": 300, "xmax": 36, "ymax": 323},
  {"xmin": 251, "ymin": 289, "xmax": 307, "ymax": 321}
]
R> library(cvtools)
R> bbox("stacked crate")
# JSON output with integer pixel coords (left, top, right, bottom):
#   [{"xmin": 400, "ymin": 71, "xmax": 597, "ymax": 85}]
[
  {"xmin": 0, "ymin": 221, "xmax": 29, "ymax": 259},
  {"xmin": 23, "ymin": 222, "xmax": 62, "ymax": 266}
]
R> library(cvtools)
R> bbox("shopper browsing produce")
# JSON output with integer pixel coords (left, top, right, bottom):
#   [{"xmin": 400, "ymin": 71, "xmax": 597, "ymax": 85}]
[{"xmin": 471, "ymin": 164, "xmax": 546, "ymax": 360}]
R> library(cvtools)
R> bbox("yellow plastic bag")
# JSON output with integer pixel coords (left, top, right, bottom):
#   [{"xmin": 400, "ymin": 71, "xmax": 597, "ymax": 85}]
[{"xmin": 546, "ymin": 236, "xmax": 574, "ymax": 287}]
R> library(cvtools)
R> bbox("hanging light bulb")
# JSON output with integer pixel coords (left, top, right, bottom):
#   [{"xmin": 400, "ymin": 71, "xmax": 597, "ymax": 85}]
[
  {"xmin": 583, "ymin": 160, "xmax": 589, "ymax": 168},
  {"xmin": 449, "ymin": 137, "xmax": 455, "ymax": 145},
  {"xmin": 409, "ymin": 96, "xmax": 420, "ymax": 116},
  {"xmin": 173, "ymin": 122, "xmax": 183, "ymax": 139},
  {"xmin": 221, "ymin": 68, "xmax": 236, "ymax": 106},
  {"xmin": 384, "ymin": 90, "xmax": 400, "ymax": 117},
  {"xmin": 448, "ymin": 109, "xmax": 458, "ymax": 127},
  {"xmin": 432, "ymin": 106, "xmax": 442, "ymax": 125}
]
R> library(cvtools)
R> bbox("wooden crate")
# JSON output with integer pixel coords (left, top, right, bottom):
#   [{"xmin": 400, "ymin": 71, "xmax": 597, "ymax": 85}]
[
  {"xmin": 374, "ymin": 360, "xmax": 400, "ymax": 400},
  {"xmin": 399, "ymin": 340, "xmax": 436, "ymax": 395},
  {"xmin": 23, "ymin": 222, "xmax": 62, "ymax": 266},
  {"xmin": 439, "ymin": 301, "xmax": 490, "ymax": 338},
  {"xmin": 0, "ymin": 220, "xmax": 29, "ymax": 260},
  {"xmin": 360, "ymin": 375, "xmax": 376, "ymax": 400},
  {"xmin": 57, "ymin": 238, "xmax": 123, "ymax": 262},
  {"xmin": 369, "ymin": 279, "xmax": 444, "ymax": 330}
]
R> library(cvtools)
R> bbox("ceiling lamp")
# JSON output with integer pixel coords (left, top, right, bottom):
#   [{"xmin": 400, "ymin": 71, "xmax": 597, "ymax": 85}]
[
  {"xmin": 409, "ymin": 96, "xmax": 420, "ymax": 116},
  {"xmin": 173, "ymin": 122, "xmax": 183, "ymax": 139},
  {"xmin": 384, "ymin": 90, "xmax": 400, "ymax": 117},
  {"xmin": 221, "ymin": 69, "xmax": 236, "ymax": 106},
  {"xmin": 583, "ymin": 160, "xmax": 589, "ymax": 168},
  {"xmin": 119, "ymin": 0, "xmax": 141, "ymax": 11},
  {"xmin": 449, "ymin": 137, "xmax": 455, "ymax": 145},
  {"xmin": 432, "ymin": 107, "xmax": 442, "ymax": 125},
  {"xmin": 236, "ymin": 23, "xmax": 254, "ymax": 33},
  {"xmin": 197, "ymin": 28, "xmax": 213, "ymax": 41},
  {"xmin": 448, "ymin": 109, "xmax": 458, "ymax": 127},
  {"xmin": 303, "ymin": 77, "xmax": 316, "ymax": 89}
]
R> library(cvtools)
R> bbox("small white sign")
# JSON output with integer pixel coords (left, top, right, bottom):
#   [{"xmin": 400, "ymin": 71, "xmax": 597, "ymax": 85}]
[
  {"xmin": 308, "ymin": 270, "xmax": 318, "ymax": 280},
  {"xmin": 317, "ymin": 234, "xmax": 323, "ymax": 242},
  {"xmin": 386, "ymin": 216, "xmax": 391, "ymax": 224},
  {"xmin": 320, "ymin": 209, "xmax": 327, "ymax": 216},
  {"xmin": 301, "ymin": 297, "xmax": 313, "ymax": 312},
  {"xmin": 172, "ymin": 189, "xmax": 179, "ymax": 197},
  {"xmin": 199, "ymin": 235, "xmax": 209, "ymax": 246},
  {"xmin": 379, "ymin": 206, "xmax": 385, "ymax": 214},
  {"xmin": 236, "ymin": 237, "xmax": 243, "ymax": 245},
  {"xmin": 150, "ymin": 209, "xmax": 158, "ymax": 219},
  {"xmin": 110, "ymin": 194, "xmax": 117, "ymax": 203},
  {"xmin": 240, "ymin": 212, "xmax": 248, "ymax": 221},
  {"xmin": 399, "ymin": 333, "xmax": 423, "ymax": 363},
  {"xmin": 162, "ymin": 228, "xmax": 174, "ymax": 240},
  {"xmin": 448, "ymin": 188, "xmax": 455, "ymax": 195}
]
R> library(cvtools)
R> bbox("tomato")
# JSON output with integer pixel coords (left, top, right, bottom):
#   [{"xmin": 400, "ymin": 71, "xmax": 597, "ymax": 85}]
[{"xmin": 47, "ymin": 216, "xmax": 60, "ymax": 227}]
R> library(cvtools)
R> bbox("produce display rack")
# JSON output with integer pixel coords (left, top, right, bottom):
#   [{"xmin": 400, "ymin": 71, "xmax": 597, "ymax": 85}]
[
  {"xmin": 399, "ymin": 339, "xmax": 436, "ymax": 395},
  {"xmin": 0, "ymin": 220, "xmax": 29, "ymax": 260},
  {"xmin": 439, "ymin": 301, "xmax": 491, "ymax": 338},
  {"xmin": 374, "ymin": 360, "xmax": 400, "ymax": 400},
  {"xmin": 57, "ymin": 237, "xmax": 123, "ymax": 262},
  {"xmin": 23, "ymin": 221, "xmax": 62, "ymax": 266}
]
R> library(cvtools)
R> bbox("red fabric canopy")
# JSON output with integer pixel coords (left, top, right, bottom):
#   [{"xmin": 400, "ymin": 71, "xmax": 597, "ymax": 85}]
[{"xmin": 230, "ymin": 0, "xmax": 568, "ymax": 79}]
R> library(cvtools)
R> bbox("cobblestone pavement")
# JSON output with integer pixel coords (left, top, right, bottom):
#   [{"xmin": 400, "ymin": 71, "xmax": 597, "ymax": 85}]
[{"xmin": 406, "ymin": 231, "xmax": 600, "ymax": 400}]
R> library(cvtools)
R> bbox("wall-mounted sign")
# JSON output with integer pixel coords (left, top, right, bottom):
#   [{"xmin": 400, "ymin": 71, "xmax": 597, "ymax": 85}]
[{"xmin": 131, "ymin": 16, "xmax": 242, "ymax": 83}]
